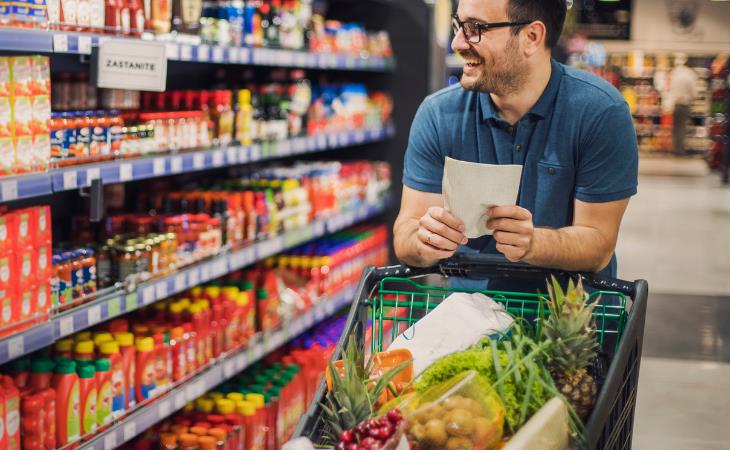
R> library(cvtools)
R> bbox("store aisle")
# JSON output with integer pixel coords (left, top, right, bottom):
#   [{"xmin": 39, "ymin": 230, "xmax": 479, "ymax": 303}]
[{"xmin": 618, "ymin": 173, "xmax": 730, "ymax": 449}]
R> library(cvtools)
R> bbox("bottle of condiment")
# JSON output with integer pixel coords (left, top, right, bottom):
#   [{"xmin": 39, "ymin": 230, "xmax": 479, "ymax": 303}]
[
  {"xmin": 114, "ymin": 332, "xmax": 136, "ymax": 409},
  {"xmin": 77, "ymin": 363, "xmax": 97, "ymax": 437},
  {"xmin": 171, "ymin": 0, "xmax": 202, "ymax": 34},
  {"xmin": 52, "ymin": 361, "xmax": 80, "ymax": 446},
  {"xmin": 135, "ymin": 337, "xmax": 156, "ymax": 401},
  {"xmin": 99, "ymin": 341, "xmax": 125, "ymax": 418},
  {"xmin": 95, "ymin": 358, "xmax": 113, "ymax": 428}
]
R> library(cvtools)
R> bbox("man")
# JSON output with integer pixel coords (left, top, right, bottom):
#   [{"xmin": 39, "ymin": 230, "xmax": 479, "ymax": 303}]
[
  {"xmin": 393, "ymin": 0, "xmax": 638, "ymax": 287},
  {"xmin": 669, "ymin": 53, "xmax": 698, "ymax": 155}
]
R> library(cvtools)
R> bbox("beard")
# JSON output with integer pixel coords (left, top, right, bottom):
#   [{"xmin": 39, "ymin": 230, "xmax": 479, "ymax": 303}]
[{"xmin": 459, "ymin": 36, "xmax": 528, "ymax": 96}]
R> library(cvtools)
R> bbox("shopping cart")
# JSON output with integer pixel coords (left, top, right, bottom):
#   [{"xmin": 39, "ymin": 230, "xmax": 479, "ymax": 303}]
[{"xmin": 293, "ymin": 253, "xmax": 649, "ymax": 450}]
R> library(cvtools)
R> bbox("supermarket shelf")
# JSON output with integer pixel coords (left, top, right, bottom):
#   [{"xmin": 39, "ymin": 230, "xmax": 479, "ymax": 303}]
[
  {"xmin": 0, "ymin": 196, "xmax": 390, "ymax": 364},
  {"xmin": 0, "ymin": 28, "xmax": 395, "ymax": 70},
  {"xmin": 78, "ymin": 284, "xmax": 356, "ymax": 450},
  {"xmin": 0, "ymin": 123, "xmax": 395, "ymax": 203}
]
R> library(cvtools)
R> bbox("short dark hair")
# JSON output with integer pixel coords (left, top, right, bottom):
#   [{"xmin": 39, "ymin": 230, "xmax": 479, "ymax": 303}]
[{"xmin": 507, "ymin": 0, "xmax": 567, "ymax": 48}]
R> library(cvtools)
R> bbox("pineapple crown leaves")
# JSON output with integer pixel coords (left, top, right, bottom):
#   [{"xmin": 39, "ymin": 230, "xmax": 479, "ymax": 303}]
[
  {"xmin": 543, "ymin": 276, "xmax": 600, "ymax": 337},
  {"xmin": 319, "ymin": 334, "xmax": 411, "ymax": 444}
]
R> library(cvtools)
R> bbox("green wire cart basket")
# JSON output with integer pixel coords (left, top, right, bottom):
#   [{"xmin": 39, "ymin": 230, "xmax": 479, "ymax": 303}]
[{"xmin": 294, "ymin": 254, "xmax": 649, "ymax": 450}]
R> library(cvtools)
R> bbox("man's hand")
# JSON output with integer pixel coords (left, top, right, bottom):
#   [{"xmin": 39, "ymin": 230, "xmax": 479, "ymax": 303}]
[
  {"xmin": 486, "ymin": 205, "xmax": 535, "ymax": 262},
  {"xmin": 416, "ymin": 207, "xmax": 469, "ymax": 260}
]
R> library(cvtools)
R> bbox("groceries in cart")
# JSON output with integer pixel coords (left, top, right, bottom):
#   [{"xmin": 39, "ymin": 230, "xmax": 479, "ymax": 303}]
[{"xmin": 296, "ymin": 276, "xmax": 606, "ymax": 449}]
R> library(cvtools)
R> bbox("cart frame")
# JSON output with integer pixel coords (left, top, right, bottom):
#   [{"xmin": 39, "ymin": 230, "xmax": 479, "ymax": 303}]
[{"xmin": 294, "ymin": 254, "xmax": 649, "ymax": 450}]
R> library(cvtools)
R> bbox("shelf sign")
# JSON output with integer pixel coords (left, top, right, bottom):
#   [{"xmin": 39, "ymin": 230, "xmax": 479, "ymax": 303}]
[{"xmin": 95, "ymin": 40, "xmax": 167, "ymax": 92}]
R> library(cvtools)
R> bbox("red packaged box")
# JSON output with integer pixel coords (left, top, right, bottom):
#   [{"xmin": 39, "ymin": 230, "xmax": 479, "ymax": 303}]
[
  {"xmin": 16, "ymin": 246, "xmax": 36, "ymax": 287},
  {"xmin": 36, "ymin": 242, "xmax": 51, "ymax": 282},
  {"xmin": 0, "ymin": 253, "xmax": 15, "ymax": 330},
  {"xmin": 34, "ymin": 283, "xmax": 51, "ymax": 321},
  {"xmin": 10, "ymin": 209, "xmax": 34, "ymax": 250},
  {"xmin": 0, "ymin": 212, "xmax": 13, "ymax": 253},
  {"xmin": 18, "ymin": 285, "xmax": 35, "ymax": 323}
]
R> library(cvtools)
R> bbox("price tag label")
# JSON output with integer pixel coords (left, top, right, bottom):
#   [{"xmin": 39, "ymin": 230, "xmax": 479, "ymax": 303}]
[
  {"xmin": 238, "ymin": 146, "xmax": 249, "ymax": 162},
  {"xmin": 278, "ymin": 140, "xmax": 291, "ymax": 156},
  {"xmin": 240, "ymin": 48, "xmax": 250, "ymax": 63},
  {"xmin": 142, "ymin": 285, "xmax": 156, "ymax": 304},
  {"xmin": 53, "ymin": 34, "xmax": 69, "ymax": 52},
  {"xmin": 156, "ymin": 281, "xmax": 168, "ymax": 300},
  {"xmin": 197, "ymin": 45, "xmax": 210, "ymax": 61},
  {"xmin": 108, "ymin": 296, "xmax": 121, "ymax": 317},
  {"xmin": 212, "ymin": 150, "xmax": 224, "ymax": 167},
  {"xmin": 153, "ymin": 157, "xmax": 166, "ymax": 175},
  {"xmin": 59, "ymin": 315, "xmax": 74, "ymax": 337},
  {"xmin": 180, "ymin": 45, "xmax": 193, "ymax": 60},
  {"xmin": 314, "ymin": 221, "xmax": 325, "ymax": 236},
  {"xmin": 200, "ymin": 264, "xmax": 211, "ymax": 282},
  {"xmin": 87, "ymin": 305, "xmax": 102, "ymax": 326},
  {"xmin": 119, "ymin": 163, "xmax": 133, "ymax": 182},
  {"xmin": 87, "ymin": 167, "xmax": 101, "ymax": 186},
  {"xmin": 174, "ymin": 391, "xmax": 187, "ymax": 409},
  {"xmin": 174, "ymin": 274, "xmax": 186, "ymax": 293},
  {"xmin": 63, "ymin": 171, "xmax": 77, "ymax": 190},
  {"xmin": 193, "ymin": 153, "xmax": 205, "ymax": 170},
  {"xmin": 228, "ymin": 48, "xmax": 239, "ymax": 64},
  {"xmin": 354, "ymin": 130, "xmax": 365, "ymax": 143},
  {"xmin": 170, "ymin": 155, "xmax": 183, "ymax": 173},
  {"xmin": 104, "ymin": 433, "xmax": 118, "ymax": 450},
  {"xmin": 212, "ymin": 46, "xmax": 224, "ymax": 63},
  {"xmin": 7, "ymin": 336, "xmax": 26, "ymax": 359},
  {"xmin": 317, "ymin": 135, "xmax": 327, "ymax": 149},
  {"xmin": 250, "ymin": 145, "xmax": 261, "ymax": 161},
  {"xmin": 125, "ymin": 293, "xmax": 137, "ymax": 311},
  {"xmin": 166, "ymin": 43, "xmax": 180, "ymax": 60},
  {"xmin": 1, "ymin": 180, "xmax": 18, "ymax": 202},
  {"xmin": 188, "ymin": 269, "xmax": 200, "ymax": 287},
  {"xmin": 78, "ymin": 35, "xmax": 92, "ymax": 54},
  {"xmin": 158, "ymin": 400, "xmax": 171, "ymax": 419},
  {"xmin": 327, "ymin": 133, "xmax": 338, "ymax": 148},
  {"xmin": 123, "ymin": 422, "xmax": 137, "ymax": 442},
  {"xmin": 236, "ymin": 353, "xmax": 246, "ymax": 371},
  {"xmin": 223, "ymin": 359, "xmax": 235, "ymax": 378},
  {"xmin": 226, "ymin": 147, "xmax": 238, "ymax": 164}
]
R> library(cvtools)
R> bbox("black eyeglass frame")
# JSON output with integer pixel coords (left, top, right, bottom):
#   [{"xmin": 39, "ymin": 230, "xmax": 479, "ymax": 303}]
[{"xmin": 451, "ymin": 14, "xmax": 532, "ymax": 43}]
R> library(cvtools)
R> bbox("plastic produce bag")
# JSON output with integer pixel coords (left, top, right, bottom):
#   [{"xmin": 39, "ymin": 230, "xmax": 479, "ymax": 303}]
[
  {"xmin": 396, "ymin": 370, "xmax": 505, "ymax": 450},
  {"xmin": 387, "ymin": 292, "xmax": 513, "ymax": 376}
]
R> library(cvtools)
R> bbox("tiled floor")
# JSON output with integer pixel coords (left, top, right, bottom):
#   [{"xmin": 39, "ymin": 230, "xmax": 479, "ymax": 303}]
[{"xmin": 618, "ymin": 167, "xmax": 730, "ymax": 449}]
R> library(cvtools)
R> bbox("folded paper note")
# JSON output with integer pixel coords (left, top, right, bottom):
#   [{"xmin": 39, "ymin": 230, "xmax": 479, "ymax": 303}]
[{"xmin": 442, "ymin": 157, "xmax": 523, "ymax": 239}]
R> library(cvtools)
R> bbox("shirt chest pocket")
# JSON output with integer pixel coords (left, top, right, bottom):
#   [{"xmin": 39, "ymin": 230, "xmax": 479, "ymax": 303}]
[{"xmin": 534, "ymin": 161, "xmax": 575, "ymax": 228}]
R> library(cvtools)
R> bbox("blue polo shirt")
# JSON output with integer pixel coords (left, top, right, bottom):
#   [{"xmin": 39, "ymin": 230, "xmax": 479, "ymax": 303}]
[{"xmin": 403, "ymin": 59, "xmax": 638, "ymax": 288}]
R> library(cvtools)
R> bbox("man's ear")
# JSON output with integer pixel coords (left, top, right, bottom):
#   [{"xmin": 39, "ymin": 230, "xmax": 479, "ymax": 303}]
[{"xmin": 521, "ymin": 21, "xmax": 547, "ymax": 56}]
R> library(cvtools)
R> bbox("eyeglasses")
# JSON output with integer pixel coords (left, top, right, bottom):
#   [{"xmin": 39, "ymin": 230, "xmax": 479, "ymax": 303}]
[{"xmin": 451, "ymin": 14, "xmax": 532, "ymax": 44}]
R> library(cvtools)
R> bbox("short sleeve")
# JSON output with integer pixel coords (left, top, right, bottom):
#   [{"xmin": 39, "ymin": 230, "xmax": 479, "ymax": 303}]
[
  {"xmin": 402, "ymin": 98, "xmax": 444, "ymax": 193},
  {"xmin": 576, "ymin": 101, "xmax": 638, "ymax": 203}
]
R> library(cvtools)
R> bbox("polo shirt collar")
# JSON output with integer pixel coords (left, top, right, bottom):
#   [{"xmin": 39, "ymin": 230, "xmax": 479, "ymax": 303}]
[{"xmin": 479, "ymin": 58, "xmax": 564, "ymax": 122}]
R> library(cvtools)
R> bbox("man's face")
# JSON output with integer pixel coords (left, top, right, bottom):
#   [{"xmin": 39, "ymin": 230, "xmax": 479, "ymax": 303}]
[{"xmin": 452, "ymin": 0, "xmax": 529, "ymax": 96}]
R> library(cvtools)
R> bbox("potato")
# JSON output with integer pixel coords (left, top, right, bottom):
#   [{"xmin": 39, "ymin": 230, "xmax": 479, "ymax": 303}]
[
  {"xmin": 442, "ymin": 395, "xmax": 467, "ymax": 411},
  {"xmin": 422, "ymin": 419, "xmax": 448, "ymax": 447},
  {"xmin": 446, "ymin": 436, "xmax": 473, "ymax": 450},
  {"xmin": 461, "ymin": 397, "xmax": 484, "ymax": 416},
  {"xmin": 445, "ymin": 408, "xmax": 474, "ymax": 437},
  {"xmin": 472, "ymin": 416, "xmax": 497, "ymax": 442},
  {"xmin": 414, "ymin": 403, "xmax": 445, "ymax": 424},
  {"xmin": 409, "ymin": 423, "xmax": 426, "ymax": 441}
]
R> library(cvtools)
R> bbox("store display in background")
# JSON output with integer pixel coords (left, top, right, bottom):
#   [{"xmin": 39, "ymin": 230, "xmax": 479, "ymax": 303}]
[
  {"xmin": 0, "ymin": 223, "xmax": 388, "ymax": 449},
  {"xmin": 0, "ymin": 1, "xmax": 393, "ymax": 58},
  {"xmin": 570, "ymin": 50, "xmax": 714, "ymax": 155},
  {"xmin": 708, "ymin": 54, "xmax": 729, "ymax": 180},
  {"xmin": 0, "ymin": 205, "xmax": 52, "ymax": 337}
]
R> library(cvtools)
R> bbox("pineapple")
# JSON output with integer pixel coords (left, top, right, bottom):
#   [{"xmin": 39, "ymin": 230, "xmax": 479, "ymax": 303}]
[
  {"xmin": 319, "ymin": 334, "xmax": 410, "ymax": 444},
  {"xmin": 542, "ymin": 276, "xmax": 600, "ymax": 419}
]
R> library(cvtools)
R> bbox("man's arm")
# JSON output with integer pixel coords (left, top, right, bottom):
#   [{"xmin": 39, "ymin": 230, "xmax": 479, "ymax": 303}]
[
  {"xmin": 394, "ymin": 186, "xmax": 468, "ymax": 268},
  {"xmin": 487, "ymin": 198, "xmax": 629, "ymax": 273}
]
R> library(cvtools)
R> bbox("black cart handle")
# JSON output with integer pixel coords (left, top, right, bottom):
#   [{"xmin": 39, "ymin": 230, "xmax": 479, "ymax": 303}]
[
  {"xmin": 372, "ymin": 253, "xmax": 636, "ymax": 297},
  {"xmin": 438, "ymin": 253, "xmax": 637, "ymax": 296}
]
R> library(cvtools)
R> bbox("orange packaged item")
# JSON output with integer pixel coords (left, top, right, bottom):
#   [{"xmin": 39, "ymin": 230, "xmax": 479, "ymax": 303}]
[
  {"xmin": 95, "ymin": 358, "xmax": 113, "ymax": 428},
  {"xmin": 114, "ymin": 332, "xmax": 136, "ymax": 409},
  {"xmin": 135, "ymin": 337, "xmax": 156, "ymax": 401},
  {"xmin": 169, "ymin": 326, "xmax": 187, "ymax": 382},
  {"xmin": 77, "ymin": 363, "xmax": 97, "ymax": 437},
  {"xmin": 99, "ymin": 341, "xmax": 125, "ymax": 417},
  {"xmin": 40, "ymin": 388, "xmax": 57, "ymax": 450},
  {"xmin": 0, "ymin": 252, "xmax": 16, "ymax": 332},
  {"xmin": 52, "ymin": 361, "xmax": 81, "ymax": 447},
  {"xmin": 2, "ymin": 376, "xmax": 21, "ymax": 450}
]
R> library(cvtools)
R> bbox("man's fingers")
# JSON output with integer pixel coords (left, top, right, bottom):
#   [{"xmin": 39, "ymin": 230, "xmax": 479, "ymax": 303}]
[
  {"xmin": 487, "ymin": 217, "xmax": 533, "ymax": 234},
  {"xmin": 420, "ymin": 214, "xmax": 468, "ymax": 245},
  {"xmin": 493, "ymin": 230, "xmax": 524, "ymax": 246},
  {"xmin": 427, "ymin": 207, "xmax": 466, "ymax": 232},
  {"xmin": 417, "ymin": 227, "xmax": 459, "ymax": 251},
  {"xmin": 495, "ymin": 243, "xmax": 524, "ymax": 262},
  {"xmin": 488, "ymin": 205, "xmax": 532, "ymax": 221},
  {"xmin": 417, "ymin": 240, "xmax": 456, "ymax": 261}
]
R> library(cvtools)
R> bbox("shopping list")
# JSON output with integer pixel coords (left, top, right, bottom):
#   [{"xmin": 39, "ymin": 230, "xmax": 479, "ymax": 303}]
[{"xmin": 442, "ymin": 157, "xmax": 523, "ymax": 239}]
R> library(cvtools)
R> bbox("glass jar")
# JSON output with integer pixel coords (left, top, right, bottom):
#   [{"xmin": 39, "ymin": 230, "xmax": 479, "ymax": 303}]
[
  {"xmin": 134, "ymin": 241, "xmax": 150, "ymax": 276},
  {"xmin": 117, "ymin": 245, "xmax": 139, "ymax": 282}
]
